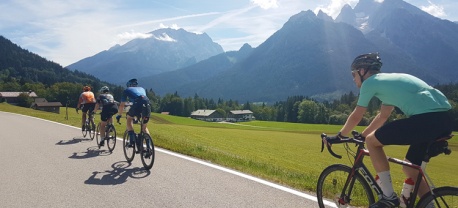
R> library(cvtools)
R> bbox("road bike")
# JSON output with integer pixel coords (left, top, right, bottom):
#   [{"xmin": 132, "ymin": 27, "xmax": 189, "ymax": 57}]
[
  {"xmin": 95, "ymin": 117, "xmax": 117, "ymax": 152},
  {"xmin": 317, "ymin": 131, "xmax": 457, "ymax": 208},
  {"xmin": 118, "ymin": 115, "xmax": 155, "ymax": 170},
  {"xmin": 79, "ymin": 110, "xmax": 96, "ymax": 140}
]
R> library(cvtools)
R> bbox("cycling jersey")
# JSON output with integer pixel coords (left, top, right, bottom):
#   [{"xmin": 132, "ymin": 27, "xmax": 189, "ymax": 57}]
[
  {"xmin": 97, "ymin": 93, "xmax": 115, "ymax": 106},
  {"xmin": 357, "ymin": 73, "xmax": 451, "ymax": 116},
  {"xmin": 121, "ymin": 87, "xmax": 147, "ymax": 102},
  {"xmin": 79, "ymin": 91, "xmax": 96, "ymax": 104}
]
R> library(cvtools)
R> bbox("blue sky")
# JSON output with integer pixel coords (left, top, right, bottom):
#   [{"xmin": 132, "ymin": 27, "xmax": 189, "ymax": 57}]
[{"xmin": 0, "ymin": 0, "xmax": 457, "ymax": 67}]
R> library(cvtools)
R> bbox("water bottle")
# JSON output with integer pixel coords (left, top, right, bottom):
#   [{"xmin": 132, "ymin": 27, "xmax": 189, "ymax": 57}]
[{"xmin": 400, "ymin": 178, "xmax": 415, "ymax": 208}]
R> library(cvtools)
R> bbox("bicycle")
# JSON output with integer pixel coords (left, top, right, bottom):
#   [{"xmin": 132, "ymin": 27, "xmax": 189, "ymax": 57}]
[
  {"xmin": 118, "ymin": 115, "xmax": 155, "ymax": 170},
  {"xmin": 78, "ymin": 110, "xmax": 96, "ymax": 140},
  {"xmin": 95, "ymin": 117, "xmax": 117, "ymax": 152},
  {"xmin": 317, "ymin": 131, "xmax": 457, "ymax": 208}
]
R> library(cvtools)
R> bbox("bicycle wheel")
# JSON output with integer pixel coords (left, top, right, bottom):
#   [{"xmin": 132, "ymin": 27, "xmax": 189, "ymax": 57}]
[
  {"xmin": 416, "ymin": 186, "xmax": 458, "ymax": 208},
  {"xmin": 89, "ymin": 120, "xmax": 96, "ymax": 140},
  {"xmin": 106, "ymin": 125, "xmax": 116, "ymax": 152},
  {"xmin": 122, "ymin": 131, "xmax": 135, "ymax": 163},
  {"xmin": 317, "ymin": 164, "xmax": 375, "ymax": 208},
  {"xmin": 95, "ymin": 123, "xmax": 101, "ymax": 146},
  {"xmin": 82, "ymin": 121, "xmax": 88, "ymax": 138},
  {"xmin": 140, "ymin": 133, "xmax": 155, "ymax": 170}
]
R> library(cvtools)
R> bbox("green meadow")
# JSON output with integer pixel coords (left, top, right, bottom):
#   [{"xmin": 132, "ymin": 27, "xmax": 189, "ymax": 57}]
[{"xmin": 1, "ymin": 102, "xmax": 457, "ymax": 195}]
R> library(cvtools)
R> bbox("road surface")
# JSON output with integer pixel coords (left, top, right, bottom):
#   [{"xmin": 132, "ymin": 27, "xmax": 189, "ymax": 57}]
[{"xmin": 0, "ymin": 111, "xmax": 330, "ymax": 207}]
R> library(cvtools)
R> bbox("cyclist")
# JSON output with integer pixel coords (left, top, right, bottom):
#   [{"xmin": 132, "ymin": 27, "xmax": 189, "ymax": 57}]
[
  {"xmin": 324, "ymin": 53, "xmax": 452, "ymax": 208},
  {"xmin": 94, "ymin": 86, "xmax": 118, "ymax": 146},
  {"xmin": 77, "ymin": 86, "xmax": 97, "ymax": 131},
  {"xmin": 116, "ymin": 78, "xmax": 152, "ymax": 153}
]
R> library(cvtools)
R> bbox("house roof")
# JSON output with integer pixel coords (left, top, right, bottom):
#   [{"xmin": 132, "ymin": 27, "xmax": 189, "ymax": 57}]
[
  {"xmin": 33, "ymin": 102, "xmax": 62, "ymax": 107},
  {"xmin": 230, "ymin": 110, "xmax": 253, "ymax": 115},
  {"xmin": 191, "ymin": 109, "xmax": 216, "ymax": 116},
  {"xmin": 0, "ymin": 91, "xmax": 38, "ymax": 98}
]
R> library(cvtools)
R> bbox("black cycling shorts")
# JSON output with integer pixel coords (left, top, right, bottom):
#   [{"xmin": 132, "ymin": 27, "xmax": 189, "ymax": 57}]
[
  {"xmin": 374, "ymin": 111, "xmax": 452, "ymax": 165},
  {"xmin": 127, "ymin": 97, "xmax": 151, "ymax": 124},
  {"xmin": 82, "ymin": 103, "xmax": 96, "ymax": 113},
  {"xmin": 100, "ymin": 103, "xmax": 118, "ymax": 122}
]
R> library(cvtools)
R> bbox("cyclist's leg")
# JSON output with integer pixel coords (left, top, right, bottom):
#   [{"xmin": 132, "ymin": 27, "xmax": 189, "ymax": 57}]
[
  {"xmin": 141, "ymin": 99, "xmax": 151, "ymax": 135},
  {"xmin": 81, "ymin": 104, "xmax": 89, "ymax": 128}
]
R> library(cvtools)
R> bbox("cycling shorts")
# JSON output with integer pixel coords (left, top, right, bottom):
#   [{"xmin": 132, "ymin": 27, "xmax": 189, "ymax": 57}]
[
  {"xmin": 100, "ymin": 103, "xmax": 118, "ymax": 122},
  {"xmin": 374, "ymin": 111, "xmax": 452, "ymax": 165},
  {"xmin": 82, "ymin": 103, "xmax": 96, "ymax": 113},
  {"xmin": 127, "ymin": 96, "xmax": 151, "ymax": 124}
]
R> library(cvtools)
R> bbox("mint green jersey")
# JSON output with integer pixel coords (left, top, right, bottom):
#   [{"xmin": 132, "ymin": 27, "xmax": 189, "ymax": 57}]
[{"xmin": 357, "ymin": 73, "xmax": 451, "ymax": 116}]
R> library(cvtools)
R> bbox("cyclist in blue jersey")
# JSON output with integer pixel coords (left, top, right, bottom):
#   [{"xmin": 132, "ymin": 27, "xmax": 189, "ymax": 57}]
[
  {"xmin": 116, "ymin": 79, "xmax": 151, "ymax": 152},
  {"xmin": 324, "ymin": 53, "xmax": 452, "ymax": 208}
]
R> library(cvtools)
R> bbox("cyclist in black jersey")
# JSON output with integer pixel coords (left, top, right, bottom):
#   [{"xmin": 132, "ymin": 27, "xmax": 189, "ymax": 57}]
[{"xmin": 94, "ymin": 86, "xmax": 118, "ymax": 146}]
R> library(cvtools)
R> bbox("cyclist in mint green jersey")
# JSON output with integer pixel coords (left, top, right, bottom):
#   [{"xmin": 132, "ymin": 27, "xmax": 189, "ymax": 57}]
[{"xmin": 324, "ymin": 53, "xmax": 452, "ymax": 208}]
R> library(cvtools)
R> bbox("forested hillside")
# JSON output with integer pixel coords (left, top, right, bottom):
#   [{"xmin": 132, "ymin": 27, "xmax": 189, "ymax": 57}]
[{"xmin": 0, "ymin": 35, "xmax": 119, "ymax": 107}]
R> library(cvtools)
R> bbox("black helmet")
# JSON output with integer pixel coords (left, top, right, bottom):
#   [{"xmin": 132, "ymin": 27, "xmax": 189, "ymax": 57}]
[
  {"xmin": 351, "ymin": 53, "xmax": 382, "ymax": 71},
  {"xmin": 126, "ymin": 78, "xmax": 138, "ymax": 87}
]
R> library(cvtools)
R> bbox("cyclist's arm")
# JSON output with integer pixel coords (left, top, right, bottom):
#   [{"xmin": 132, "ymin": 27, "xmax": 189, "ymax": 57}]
[
  {"xmin": 77, "ymin": 94, "xmax": 83, "ymax": 109},
  {"xmin": 361, "ymin": 104, "xmax": 394, "ymax": 137},
  {"xmin": 339, "ymin": 106, "xmax": 367, "ymax": 137},
  {"xmin": 94, "ymin": 103, "xmax": 99, "ymax": 114}
]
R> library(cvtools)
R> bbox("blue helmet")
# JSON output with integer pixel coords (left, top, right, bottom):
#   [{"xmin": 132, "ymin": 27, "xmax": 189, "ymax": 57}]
[{"xmin": 126, "ymin": 78, "xmax": 138, "ymax": 87}]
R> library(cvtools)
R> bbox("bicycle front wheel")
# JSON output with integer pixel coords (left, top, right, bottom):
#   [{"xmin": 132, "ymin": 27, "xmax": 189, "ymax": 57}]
[
  {"xmin": 140, "ymin": 133, "xmax": 155, "ymax": 170},
  {"xmin": 317, "ymin": 164, "xmax": 375, "ymax": 208},
  {"xmin": 416, "ymin": 186, "xmax": 458, "ymax": 208},
  {"xmin": 95, "ymin": 123, "xmax": 101, "ymax": 146},
  {"xmin": 122, "ymin": 131, "xmax": 135, "ymax": 163},
  {"xmin": 106, "ymin": 125, "xmax": 116, "ymax": 152}
]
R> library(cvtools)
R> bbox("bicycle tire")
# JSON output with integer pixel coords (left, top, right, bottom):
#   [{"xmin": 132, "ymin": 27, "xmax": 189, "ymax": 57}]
[
  {"xmin": 106, "ymin": 124, "xmax": 116, "ymax": 152},
  {"xmin": 89, "ymin": 120, "xmax": 96, "ymax": 140},
  {"xmin": 122, "ymin": 130, "xmax": 135, "ymax": 163},
  {"xmin": 82, "ymin": 121, "xmax": 88, "ymax": 138},
  {"xmin": 95, "ymin": 123, "xmax": 101, "ymax": 147},
  {"xmin": 317, "ymin": 164, "xmax": 376, "ymax": 208},
  {"xmin": 140, "ymin": 133, "xmax": 155, "ymax": 170},
  {"xmin": 416, "ymin": 186, "xmax": 458, "ymax": 208}
]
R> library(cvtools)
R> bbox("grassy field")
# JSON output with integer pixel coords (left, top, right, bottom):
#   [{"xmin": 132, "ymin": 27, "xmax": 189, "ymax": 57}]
[{"xmin": 1, "ymin": 102, "xmax": 457, "ymax": 195}]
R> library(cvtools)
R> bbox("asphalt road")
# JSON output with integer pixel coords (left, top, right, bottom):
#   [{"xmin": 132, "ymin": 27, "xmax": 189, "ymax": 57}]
[{"xmin": 0, "ymin": 111, "xmax": 329, "ymax": 208}]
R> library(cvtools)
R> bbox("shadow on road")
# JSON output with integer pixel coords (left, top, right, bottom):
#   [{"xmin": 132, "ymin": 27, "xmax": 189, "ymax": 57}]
[
  {"xmin": 69, "ymin": 146, "xmax": 112, "ymax": 159},
  {"xmin": 85, "ymin": 161, "xmax": 150, "ymax": 185},
  {"xmin": 56, "ymin": 137, "xmax": 92, "ymax": 145}
]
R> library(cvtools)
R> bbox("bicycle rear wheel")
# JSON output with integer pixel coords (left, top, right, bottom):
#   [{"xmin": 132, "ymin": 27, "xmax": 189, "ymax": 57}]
[
  {"xmin": 122, "ymin": 131, "xmax": 135, "ymax": 163},
  {"xmin": 95, "ymin": 123, "xmax": 101, "ymax": 147},
  {"xmin": 82, "ymin": 121, "xmax": 88, "ymax": 138},
  {"xmin": 416, "ymin": 186, "xmax": 458, "ymax": 208},
  {"xmin": 89, "ymin": 120, "xmax": 96, "ymax": 140},
  {"xmin": 106, "ymin": 125, "xmax": 116, "ymax": 152},
  {"xmin": 317, "ymin": 164, "xmax": 375, "ymax": 208},
  {"xmin": 140, "ymin": 133, "xmax": 155, "ymax": 170}
]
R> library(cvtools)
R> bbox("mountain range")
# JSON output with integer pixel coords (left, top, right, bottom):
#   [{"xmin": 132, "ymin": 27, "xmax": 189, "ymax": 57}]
[{"xmin": 67, "ymin": 0, "xmax": 458, "ymax": 102}]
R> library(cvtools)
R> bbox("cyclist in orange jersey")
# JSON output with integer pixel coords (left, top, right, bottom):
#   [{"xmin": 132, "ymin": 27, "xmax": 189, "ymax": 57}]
[{"xmin": 77, "ymin": 86, "xmax": 97, "ymax": 131}]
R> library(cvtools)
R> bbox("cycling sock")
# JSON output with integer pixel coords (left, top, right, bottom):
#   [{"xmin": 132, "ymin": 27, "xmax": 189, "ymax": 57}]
[
  {"xmin": 128, "ymin": 131, "xmax": 136, "ymax": 142},
  {"xmin": 378, "ymin": 171, "xmax": 395, "ymax": 197}
]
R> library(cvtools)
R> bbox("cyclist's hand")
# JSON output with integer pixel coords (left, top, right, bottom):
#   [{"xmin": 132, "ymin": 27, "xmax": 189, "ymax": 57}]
[
  {"xmin": 116, "ymin": 114, "xmax": 122, "ymax": 123},
  {"xmin": 76, "ymin": 108, "xmax": 79, "ymax": 114},
  {"xmin": 354, "ymin": 134, "xmax": 365, "ymax": 141}
]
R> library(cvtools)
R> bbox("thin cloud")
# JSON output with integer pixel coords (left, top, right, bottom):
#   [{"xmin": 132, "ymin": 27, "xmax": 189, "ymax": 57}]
[
  {"xmin": 251, "ymin": 0, "xmax": 279, "ymax": 9},
  {"xmin": 420, "ymin": 0, "xmax": 446, "ymax": 18}
]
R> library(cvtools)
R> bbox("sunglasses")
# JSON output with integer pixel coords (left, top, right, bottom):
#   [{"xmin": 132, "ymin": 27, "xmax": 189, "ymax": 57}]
[{"xmin": 351, "ymin": 70, "xmax": 359, "ymax": 77}]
